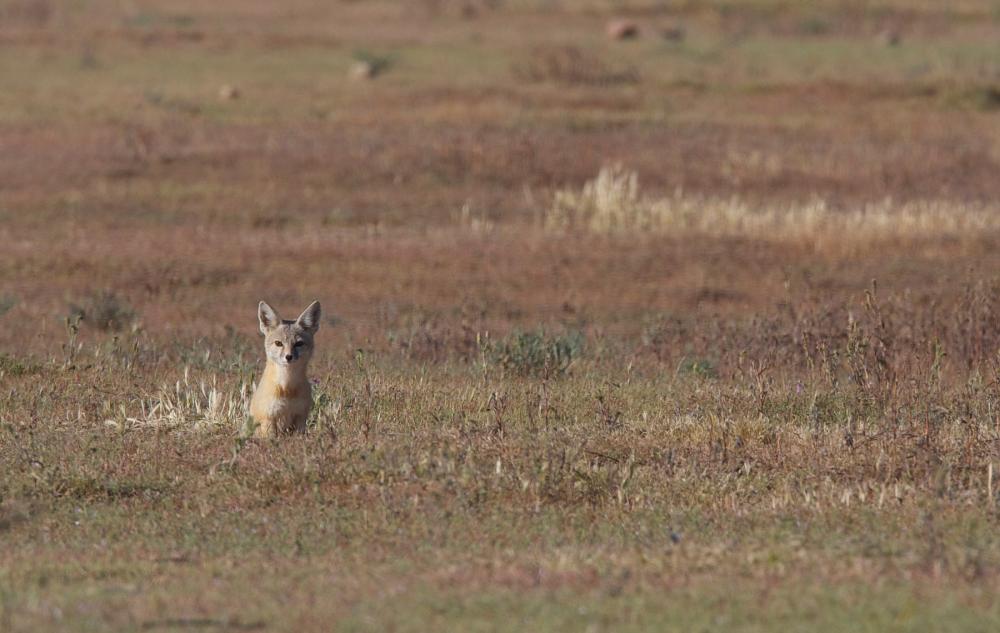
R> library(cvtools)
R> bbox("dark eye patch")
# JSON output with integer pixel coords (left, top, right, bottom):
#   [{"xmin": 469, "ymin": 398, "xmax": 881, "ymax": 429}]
[
  {"xmin": 293, "ymin": 341, "xmax": 305, "ymax": 348},
  {"xmin": 274, "ymin": 341, "xmax": 283, "ymax": 347}
]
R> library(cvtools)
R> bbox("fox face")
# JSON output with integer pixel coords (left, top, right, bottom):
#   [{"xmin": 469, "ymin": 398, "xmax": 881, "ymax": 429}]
[{"xmin": 258, "ymin": 300, "xmax": 321, "ymax": 367}]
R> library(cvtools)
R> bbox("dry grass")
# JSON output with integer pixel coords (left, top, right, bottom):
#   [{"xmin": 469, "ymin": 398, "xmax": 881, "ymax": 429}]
[
  {"xmin": 4, "ymin": 1, "xmax": 1000, "ymax": 631},
  {"xmin": 513, "ymin": 46, "xmax": 640, "ymax": 86},
  {"xmin": 110, "ymin": 369, "xmax": 252, "ymax": 432},
  {"xmin": 548, "ymin": 165, "xmax": 1000, "ymax": 247},
  {"xmin": 4, "ymin": 300, "xmax": 1000, "ymax": 630}
]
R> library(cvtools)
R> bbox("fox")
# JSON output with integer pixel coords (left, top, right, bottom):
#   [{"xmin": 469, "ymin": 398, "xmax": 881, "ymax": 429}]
[{"xmin": 249, "ymin": 300, "xmax": 321, "ymax": 438}]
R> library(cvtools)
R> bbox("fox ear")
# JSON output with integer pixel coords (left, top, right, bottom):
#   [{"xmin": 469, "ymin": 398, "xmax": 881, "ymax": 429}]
[
  {"xmin": 258, "ymin": 301, "xmax": 280, "ymax": 334},
  {"xmin": 296, "ymin": 300, "xmax": 321, "ymax": 333}
]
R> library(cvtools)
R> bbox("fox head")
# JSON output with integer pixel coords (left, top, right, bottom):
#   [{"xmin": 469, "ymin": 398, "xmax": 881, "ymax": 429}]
[{"xmin": 257, "ymin": 300, "xmax": 321, "ymax": 367}]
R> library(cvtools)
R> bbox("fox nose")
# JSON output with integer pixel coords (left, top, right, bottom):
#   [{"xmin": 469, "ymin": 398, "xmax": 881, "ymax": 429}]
[{"xmin": 285, "ymin": 354, "xmax": 293, "ymax": 362}]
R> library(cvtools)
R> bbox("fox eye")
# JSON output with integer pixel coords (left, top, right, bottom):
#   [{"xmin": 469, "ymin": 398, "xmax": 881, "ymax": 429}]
[
  {"xmin": 273, "ymin": 341, "xmax": 283, "ymax": 348},
  {"xmin": 293, "ymin": 341, "xmax": 304, "ymax": 348}
]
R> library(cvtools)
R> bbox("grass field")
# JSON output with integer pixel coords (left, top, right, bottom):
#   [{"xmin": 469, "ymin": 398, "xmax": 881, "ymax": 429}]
[{"xmin": 4, "ymin": 1, "xmax": 1000, "ymax": 631}]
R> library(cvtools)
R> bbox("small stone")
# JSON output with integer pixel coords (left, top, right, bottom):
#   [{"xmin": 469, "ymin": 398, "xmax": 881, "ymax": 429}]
[
  {"xmin": 876, "ymin": 28, "xmax": 901, "ymax": 47},
  {"xmin": 460, "ymin": 1, "xmax": 478, "ymax": 19},
  {"xmin": 350, "ymin": 61, "xmax": 376, "ymax": 81},
  {"xmin": 606, "ymin": 19, "xmax": 640, "ymax": 40},
  {"xmin": 660, "ymin": 24, "xmax": 686, "ymax": 42},
  {"xmin": 218, "ymin": 84, "xmax": 240, "ymax": 100}
]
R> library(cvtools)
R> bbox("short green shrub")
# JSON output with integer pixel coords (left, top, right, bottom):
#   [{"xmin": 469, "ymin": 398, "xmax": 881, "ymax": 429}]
[
  {"xmin": 68, "ymin": 290, "xmax": 137, "ymax": 332},
  {"xmin": 0, "ymin": 353, "xmax": 41, "ymax": 376},
  {"xmin": 490, "ymin": 329, "xmax": 584, "ymax": 377},
  {"xmin": 0, "ymin": 295, "xmax": 15, "ymax": 318},
  {"xmin": 677, "ymin": 356, "xmax": 717, "ymax": 379}
]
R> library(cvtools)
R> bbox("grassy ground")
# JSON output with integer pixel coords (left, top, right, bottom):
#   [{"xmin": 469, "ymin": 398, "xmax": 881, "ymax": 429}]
[{"xmin": 4, "ymin": 1, "xmax": 1000, "ymax": 631}]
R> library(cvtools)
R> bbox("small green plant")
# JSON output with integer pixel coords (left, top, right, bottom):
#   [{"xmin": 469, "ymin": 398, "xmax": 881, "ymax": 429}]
[
  {"xmin": 307, "ymin": 382, "xmax": 340, "ymax": 434},
  {"xmin": 351, "ymin": 49, "xmax": 394, "ymax": 77},
  {"xmin": 799, "ymin": 16, "xmax": 831, "ymax": 35},
  {"xmin": 677, "ymin": 356, "xmax": 717, "ymax": 379},
  {"xmin": 0, "ymin": 295, "xmax": 15, "ymax": 318},
  {"xmin": 490, "ymin": 329, "xmax": 584, "ymax": 377},
  {"xmin": 68, "ymin": 290, "xmax": 137, "ymax": 332},
  {"xmin": 966, "ymin": 86, "xmax": 1000, "ymax": 111},
  {"xmin": 0, "ymin": 354, "xmax": 40, "ymax": 377}
]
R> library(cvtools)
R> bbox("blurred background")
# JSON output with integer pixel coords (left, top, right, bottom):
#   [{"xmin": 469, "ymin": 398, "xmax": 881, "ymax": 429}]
[{"xmin": 3, "ymin": 0, "xmax": 1000, "ymax": 351}]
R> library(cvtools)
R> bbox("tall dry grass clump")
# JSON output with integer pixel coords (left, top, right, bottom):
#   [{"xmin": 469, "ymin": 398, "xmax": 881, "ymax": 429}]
[
  {"xmin": 111, "ymin": 368, "xmax": 252, "ymax": 432},
  {"xmin": 547, "ymin": 165, "xmax": 1000, "ymax": 244}
]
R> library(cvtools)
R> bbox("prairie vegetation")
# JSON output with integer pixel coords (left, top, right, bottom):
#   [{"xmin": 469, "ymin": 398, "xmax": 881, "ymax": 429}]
[
  {"xmin": 3, "ymin": 1, "xmax": 1000, "ymax": 631},
  {"xmin": 548, "ymin": 165, "xmax": 1000, "ymax": 246}
]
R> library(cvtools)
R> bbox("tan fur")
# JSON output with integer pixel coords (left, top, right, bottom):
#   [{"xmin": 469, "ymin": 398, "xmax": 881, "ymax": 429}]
[
  {"xmin": 273, "ymin": 383, "xmax": 302, "ymax": 400},
  {"xmin": 249, "ymin": 300, "xmax": 321, "ymax": 438}
]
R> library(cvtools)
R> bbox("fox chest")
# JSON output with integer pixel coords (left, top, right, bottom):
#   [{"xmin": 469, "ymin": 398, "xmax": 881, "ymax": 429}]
[{"xmin": 251, "ymin": 382, "xmax": 311, "ymax": 428}]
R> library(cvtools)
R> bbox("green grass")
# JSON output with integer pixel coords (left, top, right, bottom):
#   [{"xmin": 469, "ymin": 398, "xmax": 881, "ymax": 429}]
[
  {"xmin": 3, "ymin": 29, "xmax": 1000, "ymax": 125},
  {"xmin": 342, "ymin": 584, "xmax": 1000, "ymax": 633},
  {"xmin": 3, "ymin": 331, "xmax": 1000, "ymax": 630}
]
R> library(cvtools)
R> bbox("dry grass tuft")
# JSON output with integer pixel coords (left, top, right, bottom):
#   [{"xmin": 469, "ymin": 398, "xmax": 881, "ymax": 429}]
[
  {"xmin": 513, "ymin": 46, "xmax": 639, "ymax": 86},
  {"xmin": 68, "ymin": 290, "xmax": 138, "ymax": 333},
  {"xmin": 111, "ymin": 368, "xmax": 251, "ymax": 432},
  {"xmin": 548, "ymin": 165, "xmax": 1000, "ymax": 245}
]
